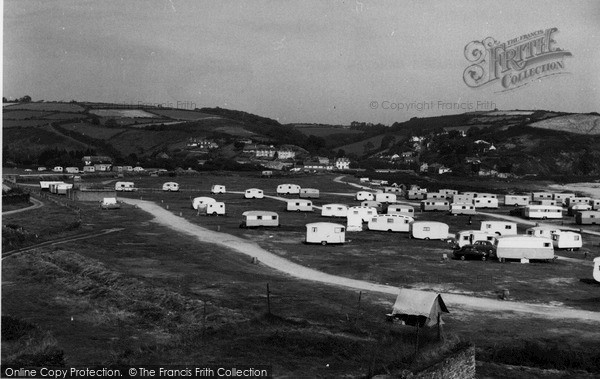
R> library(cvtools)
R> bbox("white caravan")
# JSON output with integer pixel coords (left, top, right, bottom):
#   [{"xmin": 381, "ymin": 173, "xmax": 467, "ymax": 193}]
[
  {"xmin": 347, "ymin": 206, "xmax": 378, "ymax": 222},
  {"xmin": 375, "ymin": 193, "xmax": 397, "ymax": 203},
  {"xmin": 523, "ymin": 205, "xmax": 563, "ymax": 219},
  {"xmin": 410, "ymin": 221, "xmax": 449, "ymax": 240},
  {"xmin": 162, "ymin": 182, "xmax": 179, "ymax": 192},
  {"xmin": 551, "ymin": 231, "xmax": 582, "ymax": 250},
  {"xmin": 305, "ymin": 222, "xmax": 345, "ymax": 245},
  {"xmin": 387, "ymin": 204, "xmax": 415, "ymax": 217},
  {"xmin": 454, "ymin": 230, "xmax": 496, "ymax": 248},
  {"xmin": 321, "ymin": 204, "xmax": 348, "ymax": 218},
  {"xmin": 450, "ymin": 203, "xmax": 476, "ymax": 215},
  {"xmin": 206, "ymin": 202, "xmax": 226, "ymax": 216},
  {"xmin": 473, "ymin": 198, "xmax": 499, "ymax": 209},
  {"xmin": 355, "ymin": 191, "xmax": 375, "ymax": 201},
  {"xmin": 367, "ymin": 214, "xmax": 413, "ymax": 232},
  {"xmin": 494, "ymin": 236, "xmax": 554, "ymax": 261},
  {"xmin": 211, "ymin": 185, "xmax": 226, "ymax": 194},
  {"xmin": 192, "ymin": 196, "xmax": 216, "ymax": 210},
  {"xmin": 594, "ymin": 257, "xmax": 600, "ymax": 283},
  {"xmin": 504, "ymin": 195, "xmax": 531, "ymax": 206},
  {"xmin": 287, "ymin": 199, "xmax": 313, "ymax": 212},
  {"xmin": 115, "ymin": 181, "xmax": 135, "ymax": 192},
  {"xmin": 245, "ymin": 188, "xmax": 264, "ymax": 199},
  {"xmin": 277, "ymin": 184, "xmax": 301, "ymax": 195},
  {"xmin": 241, "ymin": 211, "xmax": 279, "ymax": 228},
  {"xmin": 480, "ymin": 221, "xmax": 517, "ymax": 236},
  {"xmin": 525, "ymin": 226, "xmax": 560, "ymax": 239}
]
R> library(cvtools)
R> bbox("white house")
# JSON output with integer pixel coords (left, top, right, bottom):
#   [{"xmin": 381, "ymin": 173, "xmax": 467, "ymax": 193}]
[
  {"xmin": 305, "ymin": 222, "xmax": 345, "ymax": 245},
  {"xmin": 335, "ymin": 157, "xmax": 351, "ymax": 170}
]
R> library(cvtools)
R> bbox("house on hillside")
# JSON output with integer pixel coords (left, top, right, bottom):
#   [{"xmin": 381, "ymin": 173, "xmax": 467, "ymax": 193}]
[
  {"xmin": 428, "ymin": 163, "xmax": 451, "ymax": 174},
  {"xmin": 317, "ymin": 156, "xmax": 330, "ymax": 165},
  {"xmin": 276, "ymin": 149, "xmax": 296, "ymax": 160},
  {"xmin": 186, "ymin": 138, "xmax": 219, "ymax": 150},
  {"xmin": 335, "ymin": 157, "xmax": 351, "ymax": 170},
  {"xmin": 419, "ymin": 163, "xmax": 428, "ymax": 173},
  {"xmin": 82, "ymin": 155, "xmax": 113, "ymax": 166}
]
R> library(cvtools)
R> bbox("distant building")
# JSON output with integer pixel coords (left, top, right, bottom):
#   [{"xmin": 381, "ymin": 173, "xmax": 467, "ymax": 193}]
[
  {"xmin": 419, "ymin": 163, "xmax": 428, "ymax": 173},
  {"xmin": 317, "ymin": 156, "xmax": 330, "ymax": 165},
  {"xmin": 187, "ymin": 138, "xmax": 219, "ymax": 149},
  {"xmin": 276, "ymin": 149, "xmax": 296, "ymax": 160},
  {"xmin": 335, "ymin": 157, "xmax": 351, "ymax": 170},
  {"xmin": 82, "ymin": 155, "xmax": 113, "ymax": 166},
  {"xmin": 94, "ymin": 163, "xmax": 112, "ymax": 172},
  {"xmin": 428, "ymin": 163, "xmax": 451, "ymax": 174}
]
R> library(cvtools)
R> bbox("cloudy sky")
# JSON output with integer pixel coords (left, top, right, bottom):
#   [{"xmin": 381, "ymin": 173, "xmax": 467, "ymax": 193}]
[{"xmin": 3, "ymin": 0, "xmax": 599, "ymax": 124}]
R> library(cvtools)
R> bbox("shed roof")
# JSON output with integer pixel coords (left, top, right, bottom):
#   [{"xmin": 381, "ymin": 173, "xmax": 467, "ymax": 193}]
[{"xmin": 391, "ymin": 289, "xmax": 449, "ymax": 327}]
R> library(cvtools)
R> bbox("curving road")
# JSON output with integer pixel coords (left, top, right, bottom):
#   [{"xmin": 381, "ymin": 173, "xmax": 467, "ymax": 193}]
[
  {"xmin": 2, "ymin": 197, "xmax": 44, "ymax": 216},
  {"xmin": 122, "ymin": 197, "xmax": 600, "ymax": 322}
]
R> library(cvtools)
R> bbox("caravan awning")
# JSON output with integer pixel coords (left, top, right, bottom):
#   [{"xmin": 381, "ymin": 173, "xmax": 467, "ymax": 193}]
[{"xmin": 390, "ymin": 289, "xmax": 449, "ymax": 327}]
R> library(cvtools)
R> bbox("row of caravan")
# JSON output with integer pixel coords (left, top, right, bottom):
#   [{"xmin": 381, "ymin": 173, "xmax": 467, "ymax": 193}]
[
  {"xmin": 39, "ymin": 181, "xmax": 74, "ymax": 194},
  {"xmin": 454, "ymin": 226, "xmax": 582, "ymax": 250}
]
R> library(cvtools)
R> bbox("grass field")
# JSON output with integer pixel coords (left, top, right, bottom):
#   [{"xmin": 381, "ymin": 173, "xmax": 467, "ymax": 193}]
[
  {"xmin": 62, "ymin": 123, "xmax": 128, "ymax": 139},
  {"xmin": 294, "ymin": 126, "xmax": 363, "ymax": 137},
  {"xmin": 89, "ymin": 109, "xmax": 159, "ymax": 118},
  {"xmin": 145, "ymin": 109, "xmax": 221, "ymax": 120},
  {"xmin": 3, "ymin": 102, "xmax": 85, "ymax": 112},
  {"xmin": 3, "ymin": 173, "xmax": 600, "ymax": 376}
]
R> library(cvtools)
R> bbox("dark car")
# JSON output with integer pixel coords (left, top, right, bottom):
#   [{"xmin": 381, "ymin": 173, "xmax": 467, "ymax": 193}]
[{"xmin": 453, "ymin": 240, "xmax": 496, "ymax": 261}]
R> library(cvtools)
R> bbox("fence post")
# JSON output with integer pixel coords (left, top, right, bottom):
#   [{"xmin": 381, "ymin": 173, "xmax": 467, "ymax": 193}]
[{"xmin": 266, "ymin": 283, "xmax": 271, "ymax": 315}]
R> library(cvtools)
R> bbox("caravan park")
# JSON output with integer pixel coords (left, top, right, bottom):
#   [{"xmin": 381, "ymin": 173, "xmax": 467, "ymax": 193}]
[{"xmin": 3, "ymin": 169, "xmax": 600, "ymax": 377}]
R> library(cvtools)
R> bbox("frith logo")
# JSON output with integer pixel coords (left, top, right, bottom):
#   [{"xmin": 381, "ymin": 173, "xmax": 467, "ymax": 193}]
[{"xmin": 463, "ymin": 28, "xmax": 572, "ymax": 91}]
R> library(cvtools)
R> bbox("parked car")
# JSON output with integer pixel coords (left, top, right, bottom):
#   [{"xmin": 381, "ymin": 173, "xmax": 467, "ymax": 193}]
[{"xmin": 453, "ymin": 240, "xmax": 496, "ymax": 261}]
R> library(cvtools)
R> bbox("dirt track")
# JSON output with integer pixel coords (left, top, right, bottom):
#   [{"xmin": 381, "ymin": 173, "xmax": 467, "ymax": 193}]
[
  {"xmin": 122, "ymin": 197, "xmax": 600, "ymax": 322},
  {"xmin": 2, "ymin": 197, "xmax": 44, "ymax": 216}
]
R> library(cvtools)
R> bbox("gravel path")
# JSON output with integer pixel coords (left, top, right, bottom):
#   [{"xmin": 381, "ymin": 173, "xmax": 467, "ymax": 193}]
[{"xmin": 122, "ymin": 197, "xmax": 600, "ymax": 322}]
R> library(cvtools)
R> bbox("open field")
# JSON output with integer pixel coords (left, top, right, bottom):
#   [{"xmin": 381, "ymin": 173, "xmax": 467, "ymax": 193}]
[
  {"xmin": 4, "ymin": 172, "xmax": 600, "ymax": 376},
  {"xmin": 89, "ymin": 109, "xmax": 159, "ymax": 118},
  {"xmin": 62, "ymin": 123, "xmax": 128, "ymax": 139},
  {"xmin": 294, "ymin": 126, "xmax": 364, "ymax": 137},
  {"xmin": 3, "ymin": 102, "xmax": 86, "ymax": 112},
  {"xmin": 145, "ymin": 109, "xmax": 221, "ymax": 120}
]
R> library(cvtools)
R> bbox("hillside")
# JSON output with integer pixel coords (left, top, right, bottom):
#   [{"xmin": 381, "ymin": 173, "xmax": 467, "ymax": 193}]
[
  {"xmin": 528, "ymin": 114, "xmax": 600, "ymax": 135},
  {"xmin": 3, "ymin": 101, "xmax": 600, "ymax": 176}
]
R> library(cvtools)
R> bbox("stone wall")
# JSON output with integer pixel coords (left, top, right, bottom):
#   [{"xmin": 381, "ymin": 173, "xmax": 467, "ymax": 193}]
[{"xmin": 412, "ymin": 344, "xmax": 476, "ymax": 379}]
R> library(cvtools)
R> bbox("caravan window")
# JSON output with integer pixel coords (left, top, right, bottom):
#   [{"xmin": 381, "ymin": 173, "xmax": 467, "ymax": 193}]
[
  {"xmin": 271, "ymin": 215, "xmax": 277, "ymax": 220},
  {"xmin": 575, "ymin": 235, "xmax": 580, "ymax": 240},
  {"xmin": 505, "ymin": 225, "xmax": 512, "ymax": 229},
  {"xmin": 257, "ymin": 215, "xmax": 263, "ymax": 220},
  {"xmin": 423, "ymin": 227, "xmax": 431, "ymax": 231},
  {"xmin": 371, "ymin": 218, "xmax": 377, "ymax": 223},
  {"xmin": 334, "ymin": 227, "xmax": 343, "ymax": 233},
  {"xmin": 462, "ymin": 236, "xmax": 469, "ymax": 241},
  {"xmin": 311, "ymin": 227, "xmax": 317, "ymax": 232},
  {"xmin": 544, "ymin": 242, "xmax": 551, "ymax": 247},
  {"xmin": 337, "ymin": 207, "xmax": 343, "ymax": 211},
  {"xmin": 387, "ymin": 218, "xmax": 394, "ymax": 223},
  {"xmin": 353, "ymin": 211, "xmax": 359, "ymax": 214},
  {"xmin": 552, "ymin": 235, "xmax": 558, "ymax": 241}
]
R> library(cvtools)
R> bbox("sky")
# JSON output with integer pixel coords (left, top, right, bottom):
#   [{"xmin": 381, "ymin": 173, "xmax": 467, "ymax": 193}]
[{"xmin": 3, "ymin": 0, "xmax": 600, "ymax": 124}]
